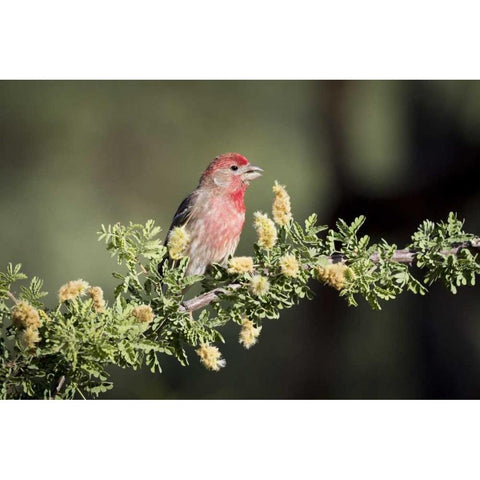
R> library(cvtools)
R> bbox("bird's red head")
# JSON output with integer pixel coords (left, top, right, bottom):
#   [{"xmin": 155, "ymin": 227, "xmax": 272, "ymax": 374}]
[{"xmin": 200, "ymin": 153, "xmax": 263, "ymax": 193}]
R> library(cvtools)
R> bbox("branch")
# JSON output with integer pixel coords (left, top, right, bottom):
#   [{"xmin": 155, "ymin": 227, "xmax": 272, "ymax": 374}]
[
  {"xmin": 181, "ymin": 239, "xmax": 480, "ymax": 313},
  {"xmin": 180, "ymin": 284, "xmax": 242, "ymax": 313},
  {"xmin": 369, "ymin": 239, "xmax": 480, "ymax": 263}
]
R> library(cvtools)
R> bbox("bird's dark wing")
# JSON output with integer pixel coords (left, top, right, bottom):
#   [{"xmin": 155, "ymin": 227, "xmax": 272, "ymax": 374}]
[
  {"xmin": 158, "ymin": 191, "xmax": 197, "ymax": 277},
  {"xmin": 164, "ymin": 192, "xmax": 196, "ymax": 245}
]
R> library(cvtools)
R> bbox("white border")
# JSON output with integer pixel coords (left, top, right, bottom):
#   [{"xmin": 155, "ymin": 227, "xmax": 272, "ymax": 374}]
[
  {"xmin": 1, "ymin": 400, "xmax": 478, "ymax": 478},
  {"xmin": 1, "ymin": 1, "xmax": 479, "ymax": 79}
]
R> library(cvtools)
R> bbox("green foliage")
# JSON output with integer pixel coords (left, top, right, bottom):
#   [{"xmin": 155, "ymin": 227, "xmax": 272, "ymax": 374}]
[
  {"xmin": 328, "ymin": 216, "xmax": 428, "ymax": 309},
  {"xmin": 1, "ymin": 193, "xmax": 479, "ymax": 398},
  {"xmin": 410, "ymin": 212, "xmax": 480, "ymax": 294}
]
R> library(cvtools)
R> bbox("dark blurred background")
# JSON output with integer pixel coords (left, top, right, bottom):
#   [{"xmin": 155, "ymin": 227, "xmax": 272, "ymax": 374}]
[{"xmin": 1, "ymin": 80, "xmax": 480, "ymax": 399}]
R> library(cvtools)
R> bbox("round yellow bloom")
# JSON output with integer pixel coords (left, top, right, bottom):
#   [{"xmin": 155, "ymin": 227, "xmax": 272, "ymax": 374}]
[
  {"xmin": 196, "ymin": 343, "xmax": 226, "ymax": 371},
  {"xmin": 272, "ymin": 181, "xmax": 292, "ymax": 226},
  {"xmin": 58, "ymin": 279, "xmax": 90, "ymax": 303},
  {"xmin": 249, "ymin": 275, "xmax": 270, "ymax": 296},
  {"xmin": 279, "ymin": 253, "xmax": 300, "ymax": 278},
  {"xmin": 239, "ymin": 318, "xmax": 262, "ymax": 349},
  {"xmin": 88, "ymin": 286, "xmax": 106, "ymax": 312},
  {"xmin": 228, "ymin": 256, "xmax": 254, "ymax": 274},
  {"xmin": 167, "ymin": 226, "xmax": 191, "ymax": 260},
  {"xmin": 253, "ymin": 212, "xmax": 277, "ymax": 249},
  {"xmin": 132, "ymin": 305, "xmax": 154, "ymax": 324},
  {"xmin": 317, "ymin": 263, "xmax": 355, "ymax": 291},
  {"xmin": 20, "ymin": 326, "xmax": 41, "ymax": 349},
  {"xmin": 11, "ymin": 301, "xmax": 42, "ymax": 329}
]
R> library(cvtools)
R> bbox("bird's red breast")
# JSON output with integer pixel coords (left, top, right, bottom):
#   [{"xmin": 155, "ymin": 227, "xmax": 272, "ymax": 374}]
[{"xmin": 185, "ymin": 190, "xmax": 246, "ymax": 275}]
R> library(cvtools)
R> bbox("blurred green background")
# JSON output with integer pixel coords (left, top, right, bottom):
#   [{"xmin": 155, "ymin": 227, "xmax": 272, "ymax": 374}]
[{"xmin": 1, "ymin": 80, "xmax": 480, "ymax": 399}]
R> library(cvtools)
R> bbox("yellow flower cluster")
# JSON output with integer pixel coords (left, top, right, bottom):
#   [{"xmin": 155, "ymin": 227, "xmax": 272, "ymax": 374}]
[
  {"xmin": 167, "ymin": 226, "xmax": 191, "ymax": 260},
  {"xmin": 58, "ymin": 279, "xmax": 90, "ymax": 303},
  {"xmin": 228, "ymin": 256, "xmax": 254, "ymax": 274},
  {"xmin": 238, "ymin": 318, "xmax": 262, "ymax": 349},
  {"xmin": 88, "ymin": 286, "xmax": 106, "ymax": 312},
  {"xmin": 317, "ymin": 263, "xmax": 355, "ymax": 291},
  {"xmin": 11, "ymin": 301, "xmax": 42, "ymax": 329},
  {"xmin": 279, "ymin": 253, "xmax": 300, "ymax": 278},
  {"xmin": 132, "ymin": 305, "xmax": 154, "ymax": 324},
  {"xmin": 250, "ymin": 275, "xmax": 270, "ymax": 296},
  {"xmin": 253, "ymin": 212, "xmax": 277, "ymax": 249},
  {"xmin": 11, "ymin": 301, "xmax": 43, "ymax": 350},
  {"xmin": 272, "ymin": 181, "xmax": 292, "ymax": 226},
  {"xmin": 20, "ymin": 327, "xmax": 41, "ymax": 349},
  {"xmin": 196, "ymin": 343, "xmax": 226, "ymax": 371}
]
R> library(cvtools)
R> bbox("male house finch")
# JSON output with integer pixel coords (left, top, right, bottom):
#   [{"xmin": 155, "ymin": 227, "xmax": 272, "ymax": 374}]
[{"xmin": 162, "ymin": 153, "xmax": 263, "ymax": 276}]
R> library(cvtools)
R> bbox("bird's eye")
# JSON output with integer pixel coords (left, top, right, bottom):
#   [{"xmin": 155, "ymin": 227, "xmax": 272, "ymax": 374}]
[{"xmin": 230, "ymin": 165, "xmax": 238, "ymax": 171}]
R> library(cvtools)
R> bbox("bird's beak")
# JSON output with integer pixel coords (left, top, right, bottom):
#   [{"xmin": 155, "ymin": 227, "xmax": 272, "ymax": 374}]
[{"xmin": 241, "ymin": 165, "xmax": 263, "ymax": 182}]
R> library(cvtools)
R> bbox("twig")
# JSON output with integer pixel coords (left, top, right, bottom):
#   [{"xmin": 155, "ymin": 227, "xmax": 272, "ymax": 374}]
[
  {"xmin": 51, "ymin": 375, "xmax": 66, "ymax": 399},
  {"xmin": 7, "ymin": 291, "xmax": 18, "ymax": 304},
  {"xmin": 181, "ymin": 240, "xmax": 480, "ymax": 313}
]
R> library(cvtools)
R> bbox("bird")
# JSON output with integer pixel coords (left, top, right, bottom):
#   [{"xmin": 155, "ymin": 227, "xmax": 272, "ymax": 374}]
[{"xmin": 161, "ymin": 153, "xmax": 263, "ymax": 277}]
